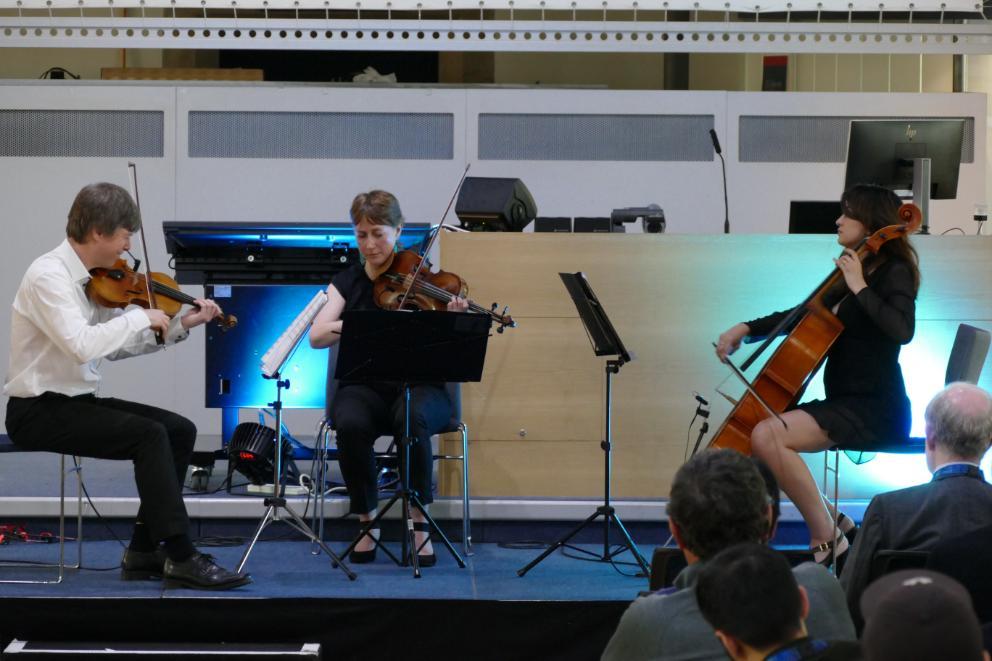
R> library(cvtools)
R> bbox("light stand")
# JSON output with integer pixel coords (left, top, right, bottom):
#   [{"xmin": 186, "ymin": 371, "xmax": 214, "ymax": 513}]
[
  {"xmin": 518, "ymin": 273, "xmax": 650, "ymax": 578},
  {"xmin": 237, "ymin": 296, "xmax": 356, "ymax": 580}
]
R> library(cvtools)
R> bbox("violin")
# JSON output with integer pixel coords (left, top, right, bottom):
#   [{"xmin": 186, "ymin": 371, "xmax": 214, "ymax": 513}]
[
  {"xmin": 87, "ymin": 258, "xmax": 237, "ymax": 332},
  {"xmin": 707, "ymin": 203, "xmax": 922, "ymax": 454},
  {"xmin": 373, "ymin": 249, "xmax": 515, "ymax": 332}
]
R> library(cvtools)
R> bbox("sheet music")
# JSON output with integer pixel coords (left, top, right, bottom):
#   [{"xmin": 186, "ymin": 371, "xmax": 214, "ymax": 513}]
[{"xmin": 260, "ymin": 290, "xmax": 328, "ymax": 378}]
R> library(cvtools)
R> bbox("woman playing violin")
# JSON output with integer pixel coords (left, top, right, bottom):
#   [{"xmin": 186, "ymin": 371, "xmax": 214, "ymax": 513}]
[
  {"xmin": 4, "ymin": 182, "xmax": 249, "ymax": 590},
  {"xmin": 309, "ymin": 189, "xmax": 468, "ymax": 566},
  {"xmin": 714, "ymin": 184, "xmax": 920, "ymax": 565}
]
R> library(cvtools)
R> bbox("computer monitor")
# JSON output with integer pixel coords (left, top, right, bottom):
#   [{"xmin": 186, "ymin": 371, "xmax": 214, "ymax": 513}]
[
  {"xmin": 844, "ymin": 119, "xmax": 965, "ymax": 200},
  {"xmin": 789, "ymin": 201, "xmax": 843, "ymax": 234}
]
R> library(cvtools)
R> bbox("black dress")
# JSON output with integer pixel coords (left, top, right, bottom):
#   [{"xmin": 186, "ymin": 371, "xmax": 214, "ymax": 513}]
[
  {"xmin": 744, "ymin": 257, "xmax": 916, "ymax": 448},
  {"xmin": 327, "ymin": 262, "xmax": 453, "ymax": 514}
]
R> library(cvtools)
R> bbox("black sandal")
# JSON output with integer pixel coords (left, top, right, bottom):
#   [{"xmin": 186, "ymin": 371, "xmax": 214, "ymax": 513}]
[
  {"xmin": 349, "ymin": 526, "xmax": 380, "ymax": 564},
  {"xmin": 411, "ymin": 521, "xmax": 436, "ymax": 567},
  {"xmin": 811, "ymin": 532, "xmax": 850, "ymax": 567}
]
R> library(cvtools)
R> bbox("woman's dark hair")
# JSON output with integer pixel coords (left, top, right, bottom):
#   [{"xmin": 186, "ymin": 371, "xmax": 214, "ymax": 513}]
[
  {"xmin": 349, "ymin": 190, "xmax": 404, "ymax": 229},
  {"xmin": 66, "ymin": 183, "xmax": 140, "ymax": 243},
  {"xmin": 841, "ymin": 183, "xmax": 921, "ymax": 293},
  {"xmin": 696, "ymin": 543, "xmax": 804, "ymax": 650}
]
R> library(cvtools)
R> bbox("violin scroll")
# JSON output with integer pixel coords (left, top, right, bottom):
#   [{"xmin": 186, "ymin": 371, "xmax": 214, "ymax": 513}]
[
  {"xmin": 897, "ymin": 203, "xmax": 923, "ymax": 234},
  {"xmin": 863, "ymin": 202, "xmax": 922, "ymax": 254}
]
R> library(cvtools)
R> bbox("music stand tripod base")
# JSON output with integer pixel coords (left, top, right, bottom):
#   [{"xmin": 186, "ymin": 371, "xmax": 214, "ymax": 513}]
[
  {"xmin": 518, "ymin": 274, "xmax": 650, "ymax": 578},
  {"xmin": 236, "ymin": 373, "xmax": 356, "ymax": 581}
]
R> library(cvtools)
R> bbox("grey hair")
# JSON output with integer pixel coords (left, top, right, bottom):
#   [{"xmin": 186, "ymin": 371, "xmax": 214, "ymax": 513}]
[
  {"xmin": 924, "ymin": 382, "xmax": 992, "ymax": 461},
  {"xmin": 66, "ymin": 183, "xmax": 140, "ymax": 243}
]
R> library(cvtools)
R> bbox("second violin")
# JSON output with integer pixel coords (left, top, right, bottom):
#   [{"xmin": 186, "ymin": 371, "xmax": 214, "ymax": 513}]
[{"xmin": 373, "ymin": 249, "xmax": 515, "ymax": 332}]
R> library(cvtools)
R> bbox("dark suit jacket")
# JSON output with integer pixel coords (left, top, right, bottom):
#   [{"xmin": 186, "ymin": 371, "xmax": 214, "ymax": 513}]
[
  {"xmin": 839, "ymin": 470, "xmax": 992, "ymax": 627},
  {"xmin": 927, "ymin": 522, "xmax": 992, "ymax": 623}
]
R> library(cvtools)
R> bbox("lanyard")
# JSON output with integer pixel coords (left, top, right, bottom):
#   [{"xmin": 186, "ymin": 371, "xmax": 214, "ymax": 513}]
[
  {"xmin": 932, "ymin": 463, "xmax": 984, "ymax": 482},
  {"xmin": 765, "ymin": 638, "xmax": 829, "ymax": 661}
]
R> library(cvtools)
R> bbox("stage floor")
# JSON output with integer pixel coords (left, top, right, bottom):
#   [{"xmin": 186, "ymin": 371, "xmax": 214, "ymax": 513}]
[
  {"xmin": 1, "ymin": 539, "xmax": 641, "ymax": 661},
  {"xmin": 0, "ymin": 539, "xmax": 649, "ymax": 601}
]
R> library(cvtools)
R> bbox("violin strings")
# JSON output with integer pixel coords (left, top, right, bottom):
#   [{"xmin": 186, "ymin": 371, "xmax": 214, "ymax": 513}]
[
  {"xmin": 386, "ymin": 272, "xmax": 506, "ymax": 322},
  {"xmin": 152, "ymin": 280, "xmax": 196, "ymax": 304}
]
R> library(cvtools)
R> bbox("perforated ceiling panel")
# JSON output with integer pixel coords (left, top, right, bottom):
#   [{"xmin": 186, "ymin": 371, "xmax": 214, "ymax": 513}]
[
  {"xmin": 188, "ymin": 111, "xmax": 454, "ymax": 159},
  {"xmin": 478, "ymin": 113, "xmax": 714, "ymax": 161},
  {"xmin": 0, "ymin": 109, "xmax": 164, "ymax": 157},
  {"xmin": 739, "ymin": 115, "xmax": 975, "ymax": 163}
]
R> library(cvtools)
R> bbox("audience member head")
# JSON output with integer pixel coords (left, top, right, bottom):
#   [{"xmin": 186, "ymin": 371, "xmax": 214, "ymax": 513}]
[
  {"xmin": 696, "ymin": 543, "xmax": 808, "ymax": 661},
  {"xmin": 861, "ymin": 570, "xmax": 989, "ymax": 661},
  {"xmin": 66, "ymin": 182, "xmax": 140, "ymax": 243},
  {"xmin": 924, "ymin": 382, "xmax": 992, "ymax": 470},
  {"xmin": 752, "ymin": 456, "xmax": 781, "ymax": 541},
  {"xmin": 667, "ymin": 449, "xmax": 769, "ymax": 562}
]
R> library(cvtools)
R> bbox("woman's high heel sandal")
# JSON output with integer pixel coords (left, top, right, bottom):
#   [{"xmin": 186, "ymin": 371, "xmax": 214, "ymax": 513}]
[
  {"xmin": 411, "ymin": 521, "xmax": 436, "ymax": 567},
  {"xmin": 836, "ymin": 511, "xmax": 858, "ymax": 545},
  {"xmin": 811, "ymin": 530, "xmax": 850, "ymax": 567},
  {"xmin": 349, "ymin": 527, "xmax": 380, "ymax": 564}
]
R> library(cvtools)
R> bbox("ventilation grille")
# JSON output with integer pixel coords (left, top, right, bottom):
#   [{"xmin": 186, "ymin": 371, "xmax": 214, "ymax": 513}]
[
  {"xmin": 479, "ymin": 113, "xmax": 715, "ymax": 161},
  {"xmin": 188, "ymin": 110, "xmax": 454, "ymax": 159},
  {"xmin": 739, "ymin": 115, "xmax": 974, "ymax": 163},
  {"xmin": 0, "ymin": 109, "xmax": 164, "ymax": 157}
]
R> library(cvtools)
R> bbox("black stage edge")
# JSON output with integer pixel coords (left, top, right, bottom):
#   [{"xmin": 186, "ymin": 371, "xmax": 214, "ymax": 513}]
[{"xmin": 0, "ymin": 597, "xmax": 625, "ymax": 661}]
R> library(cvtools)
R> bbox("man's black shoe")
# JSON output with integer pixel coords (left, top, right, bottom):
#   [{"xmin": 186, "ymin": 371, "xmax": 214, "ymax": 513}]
[
  {"xmin": 121, "ymin": 547, "xmax": 168, "ymax": 581},
  {"xmin": 163, "ymin": 553, "xmax": 252, "ymax": 590}
]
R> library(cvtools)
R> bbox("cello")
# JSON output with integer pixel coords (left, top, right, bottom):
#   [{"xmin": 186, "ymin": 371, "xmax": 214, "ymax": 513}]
[{"xmin": 708, "ymin": 203, "xmax": 922, "ymax": 454}]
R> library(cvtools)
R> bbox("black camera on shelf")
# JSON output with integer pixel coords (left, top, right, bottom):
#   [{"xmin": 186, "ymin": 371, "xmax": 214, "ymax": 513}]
[{"xmin": 610, "ymin": 204, "xmax": 666, "ymax": 234}]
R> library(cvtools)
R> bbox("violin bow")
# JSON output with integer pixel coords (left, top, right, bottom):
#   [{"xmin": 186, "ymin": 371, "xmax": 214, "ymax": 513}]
[
  {"xmin": 127, "ymin": 162, "xmax": 164, "ymax": 345},
  {"xmin": 396, "ymin": 163, "xmax": 471, "ymax": 312}
]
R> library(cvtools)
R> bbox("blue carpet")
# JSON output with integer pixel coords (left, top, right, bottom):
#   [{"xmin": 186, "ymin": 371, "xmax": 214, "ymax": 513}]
[{"xmin": 0, "ymin": 539, "xmax": 648, "ymax": 601}]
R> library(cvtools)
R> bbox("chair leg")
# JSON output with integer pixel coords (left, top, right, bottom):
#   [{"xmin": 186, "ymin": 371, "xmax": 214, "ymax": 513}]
[
  {"xmin": 820, "ymin": 448, "xmax": 841, "ymax": 575},
  {"xmin": 460, "ymin": 423, "xmax": 472, "ymax": 556},
  {"xmin": 70, "ymin": 456, "xmax": 83, "ymax": 571},
  {"xmin": 311, "ymin": 420, "xmax": 330, "ymax": 556},
  {"xmin": 0, "ymin": 453, "xmax": 70, "ymax": 585}
]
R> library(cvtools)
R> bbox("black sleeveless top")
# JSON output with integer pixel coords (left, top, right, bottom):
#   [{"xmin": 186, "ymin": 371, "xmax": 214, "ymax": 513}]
[{"xmin": 331, "ymin": 262, "xmax": 377, "ymax": 313}]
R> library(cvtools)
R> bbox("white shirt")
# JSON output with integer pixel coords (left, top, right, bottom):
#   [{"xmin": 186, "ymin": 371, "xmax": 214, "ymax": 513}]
[{"xmin": 4, "ymin": 239, "xmax": 188, "ymax": 398}]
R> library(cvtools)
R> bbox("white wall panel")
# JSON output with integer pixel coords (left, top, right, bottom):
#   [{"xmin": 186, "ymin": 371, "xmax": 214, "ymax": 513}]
[{"xmin": 0, "ymin": 82, "xmax": 984, "ymax": 438}]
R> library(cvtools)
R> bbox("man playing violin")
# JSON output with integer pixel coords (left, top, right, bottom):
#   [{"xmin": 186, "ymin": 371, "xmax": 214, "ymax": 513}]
[
  {"xmin": 714, "ymin": 183, "xmax": 920, "ymax": 566},
  {"xmin": 3, "ymin": 182, "xmax": 250, "ymax": 590},
  {"xmin": 310, "ymin": 189, "xmax": 468, "ymax": 566}
]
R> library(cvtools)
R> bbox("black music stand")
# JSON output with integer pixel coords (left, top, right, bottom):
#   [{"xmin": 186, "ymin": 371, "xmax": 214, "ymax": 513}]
[
  {"xmin": 518, "ymin": 272, "xmax": 650, "ymax": 577},
  {"xmin": 335, "ymin": 309, "xmax": 491, "ymax": 578}
]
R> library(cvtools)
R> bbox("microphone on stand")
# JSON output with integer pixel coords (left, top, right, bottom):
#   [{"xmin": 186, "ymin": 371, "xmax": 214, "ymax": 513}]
[
  {"xmin": 688, "ymin": 391, "xmax": 712, "ymax": 458},
  {"xmin": 709, "ymin": 129, "xmax": 730, "ymax": 234}
]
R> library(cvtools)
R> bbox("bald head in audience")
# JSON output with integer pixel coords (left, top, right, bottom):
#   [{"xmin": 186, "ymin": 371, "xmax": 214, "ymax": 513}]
[{"xmin": 924, "ymin": 382, "xmax": 992, "ymax": 471}]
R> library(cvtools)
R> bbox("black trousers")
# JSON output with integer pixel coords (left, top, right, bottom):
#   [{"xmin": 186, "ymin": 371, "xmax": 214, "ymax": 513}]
[
  {"xmin": 331, "ymin": 383, "xmax": 452, "ymax": 515},
  {"xmin": 5, "ymin": 393, "xmax": 195, "ymax": 543}
]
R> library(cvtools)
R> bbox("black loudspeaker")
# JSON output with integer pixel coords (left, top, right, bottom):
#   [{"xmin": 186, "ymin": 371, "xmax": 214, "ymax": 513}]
[
  {"xmin": 573, "ymin": 217, "xmax": 613, "ymax": 233},
  {"xmin": 455, "ymin": 177, "xmax": 538, "ymax": 232},
  {"xmin": 534, "ymin": 217, "xmax": 572, "ymax": 233}
]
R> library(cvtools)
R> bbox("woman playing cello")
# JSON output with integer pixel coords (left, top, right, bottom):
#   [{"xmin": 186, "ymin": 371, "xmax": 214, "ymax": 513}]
[
  {"xmin": 309, "ymin": 190, "xmax": 469, "ymax": 566},
  {"xmin": 714, "ymin": 184, "xmax": 920, "ymax": 564}
]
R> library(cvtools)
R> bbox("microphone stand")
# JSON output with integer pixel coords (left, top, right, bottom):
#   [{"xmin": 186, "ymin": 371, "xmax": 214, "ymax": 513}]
[
  {"xmin": 718, "ymin": 150, "xmax": 729, "ymax": 234},
  {"xmin": 688, "ymin": 406, "xmax": 710, "ymax": 458},
  {"xmin": 708, "ymin": 129, "xmax": 729, "ymax": 234}
]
